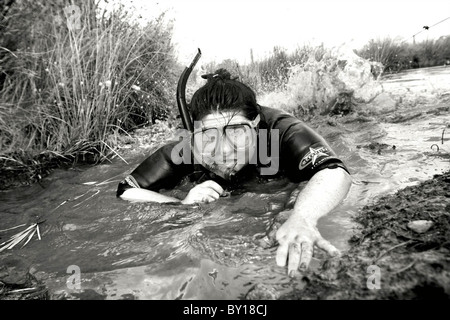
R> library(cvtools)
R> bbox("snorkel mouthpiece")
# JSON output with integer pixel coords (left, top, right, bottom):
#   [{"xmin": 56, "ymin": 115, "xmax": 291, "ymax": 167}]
[
  {"xmin": 225, "ymin": 170, "xmax": 236, "ymax": 181},
  {"xmin": 196, "ymin": 158, "xmax": 237, "ymax": 181}
]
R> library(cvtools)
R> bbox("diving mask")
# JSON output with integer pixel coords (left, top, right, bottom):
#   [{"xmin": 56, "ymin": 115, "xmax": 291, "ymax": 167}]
[{"xmin": 192, "ymin": 114, "xmax": 260, "ymax": 180}]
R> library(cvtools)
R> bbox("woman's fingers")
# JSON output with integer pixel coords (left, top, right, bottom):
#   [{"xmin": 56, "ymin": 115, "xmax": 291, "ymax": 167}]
[
  {"xmin": 276, "ymin": 234, "xmax": 339, "ymax": 277},
  {"xmin": 202, "ymin": 194, "xmax": 216, "ymax": 203},
  {"xmin": 287, "ymin": 243, "xmax": 301, "ymax": 277},
  {"xmin": 316, "ymin": 238, "xmax": 340, "ymax": 257},
  {"xmin": 201, "ymin": 186, "xmax": 222, "ymax": 201},
  {"xmin": 275, "ymin": 241, "xmax": 289, "ymax": 267},
  {"xmin": 194, "ymin": 180, "xmax": 224, "ymax": 202},
  {"xmin": 299, "ymin": 242, "xmax": 313, "ymax": 271},
  {"xmin": 200, "ymin": 180, "xmax": 224, "ymax": 196},
  {"xmin": 183, "ymin": 180, "xmax": 225, "ymax": 204}
]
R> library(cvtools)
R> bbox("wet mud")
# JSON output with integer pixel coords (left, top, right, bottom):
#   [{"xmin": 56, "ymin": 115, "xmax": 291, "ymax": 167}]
[{"xmin": 279, "ymin": 170, "xmax": 450, "ymax": 300}]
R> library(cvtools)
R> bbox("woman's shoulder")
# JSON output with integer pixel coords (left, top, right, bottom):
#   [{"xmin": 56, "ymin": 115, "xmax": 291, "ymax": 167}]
[
  {"xmin": 259, "ymin": 105, "xmax": 290, "ymax": 118},
  {"xmin": 258, "ymin": 105, "xmax": 303, "ymax": 129}
]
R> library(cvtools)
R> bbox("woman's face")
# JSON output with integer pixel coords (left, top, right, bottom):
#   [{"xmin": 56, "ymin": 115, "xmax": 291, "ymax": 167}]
[{"xmin": 192, "ymin": 111, "xmax": 259, "ymax": 179}]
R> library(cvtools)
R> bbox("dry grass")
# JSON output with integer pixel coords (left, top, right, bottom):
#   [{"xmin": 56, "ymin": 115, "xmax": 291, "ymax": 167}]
[{"xmin": 0, "ymin": 0, "xmax": 178, "ymax": 187}]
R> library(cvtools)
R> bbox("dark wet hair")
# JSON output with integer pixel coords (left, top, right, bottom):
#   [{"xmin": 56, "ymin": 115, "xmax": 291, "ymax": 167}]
[{"xmin": 190, "ymin": 68, "xmax": 260, "ymax": 121}]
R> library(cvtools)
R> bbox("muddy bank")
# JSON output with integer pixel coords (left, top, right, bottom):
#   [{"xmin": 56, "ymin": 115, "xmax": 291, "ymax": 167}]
[
  {"xmin": 276, "ymin": 170, "xmax": 450, "ymax": 300},
  {"xmin": 0, "ymin": 120, "xmax": 174, "ymax": 191}
]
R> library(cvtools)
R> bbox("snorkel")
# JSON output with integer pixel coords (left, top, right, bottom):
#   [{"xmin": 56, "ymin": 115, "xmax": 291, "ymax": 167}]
[{"xmin": 176, "ymin": 48, "xmax": 202, "ymax": 132}]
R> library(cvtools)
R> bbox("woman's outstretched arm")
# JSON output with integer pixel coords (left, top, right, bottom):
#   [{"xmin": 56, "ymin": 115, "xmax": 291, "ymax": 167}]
[{"xmin": 275, "ymin": 167, "xmax": 352, "ymax": 277}]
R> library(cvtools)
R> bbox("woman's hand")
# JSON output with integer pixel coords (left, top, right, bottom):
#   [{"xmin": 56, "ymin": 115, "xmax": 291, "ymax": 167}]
[
  {"xmin": 275, "ymin": 213, "xmax": 340, "ymax": 277},
  {"xmin": 267, "ymin": 168, "xmax": 351, "ymax": 276},
  {"xmin": 258, "ymin": 209, "xmax": 341, "ymax": 277},
  {"xmin": 181, "ymin": 180, "xmax": 224, "ymax": 204}
]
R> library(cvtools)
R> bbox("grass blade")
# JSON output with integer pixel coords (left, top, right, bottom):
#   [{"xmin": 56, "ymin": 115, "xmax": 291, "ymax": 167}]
[
  {"xmin": 0, "ymin": 223, "xmax": 36, "ymax": 250},
  {"xmin": 0, "ymin": 223, "xmax": 26, "ymax": 233},
  {"xmin": 7, "ymin": 287, "xmax": 37, "ymax": 294},
  {"xmin": 5, "ymin": 228, "xmax": 34, "ymax": 250},
  {"xmin": 101, "ymin": 141, "xmax": 129, "ymax": 165},
  {"xmin": 0, "ymin": 239, "xmax": 13, "ymax": 248},
  {"xmin": 82, "ymin": 181, "xmax": 97, "ymax": 185},
  {"xmin": 21, "ymin": 228, "xmax": 37, "ymax": 248},
  {"xmin": 10, "ymin": 224, "xmax": 36, "ymax": 240},
  {"xmin": 73, "ymin": 190, "xmax": 100, "ymax": 208},
  {"xmin": 36, "ymin": 224, "xmax": 41, "ymax": 240}
]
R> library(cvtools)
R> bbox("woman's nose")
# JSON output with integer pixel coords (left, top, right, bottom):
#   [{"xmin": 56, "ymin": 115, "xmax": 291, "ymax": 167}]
[
  {"xmin": 216, "ymin": 138, "xmax": 234, "ymax": 161},
  {"xmin": 221, "ymin": 139, "xmax": 234, "ymax": 154}
]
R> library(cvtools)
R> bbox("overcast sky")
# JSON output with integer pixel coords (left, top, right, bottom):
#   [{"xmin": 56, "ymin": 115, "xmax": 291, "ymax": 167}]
[{"xmin": 131, "ymin": 0, "xmax": 450, "ymax": 64}]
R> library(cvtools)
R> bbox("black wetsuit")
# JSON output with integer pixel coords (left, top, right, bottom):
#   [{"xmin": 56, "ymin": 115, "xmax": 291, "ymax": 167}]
[{"xmin": 116, "ymin": 106, "xmax": 349, "ymax": 197}]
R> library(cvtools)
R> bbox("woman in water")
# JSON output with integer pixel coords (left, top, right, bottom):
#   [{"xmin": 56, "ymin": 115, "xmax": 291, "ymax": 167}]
[{"xmin": 117, "ymin": 69, "xmax": 352, "ymax": 277}]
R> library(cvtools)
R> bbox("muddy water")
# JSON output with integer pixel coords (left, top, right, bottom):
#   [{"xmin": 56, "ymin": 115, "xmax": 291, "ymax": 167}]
[{"xmin": 0, "ymin": 67, "xmax": 449, "ymax": 300}]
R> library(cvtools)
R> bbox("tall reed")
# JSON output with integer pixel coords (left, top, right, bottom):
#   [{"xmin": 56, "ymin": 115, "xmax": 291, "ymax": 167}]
[{"xmin": 0, "ymin": 1, "xmax": 177, "ymax": 187}]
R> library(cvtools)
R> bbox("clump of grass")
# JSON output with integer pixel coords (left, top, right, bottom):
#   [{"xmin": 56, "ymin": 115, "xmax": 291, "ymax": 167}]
[
  {"xmin": 355, "ymin": 35, "xmax": 450, "ymax": 73},
  {"xmin": 0, "ymin": 221, "xmax": 43, "ymax": 252},
  {"xmin": 0, "ymin": 0, "xmax": 177, "ymax": 188}
]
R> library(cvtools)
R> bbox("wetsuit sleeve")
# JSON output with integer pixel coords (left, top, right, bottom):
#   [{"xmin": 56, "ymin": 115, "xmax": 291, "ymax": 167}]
[
  {"xmin": 116, "ymin": 141, "xmax": 194, "ymax": 197},
  {"xmin": 276, "ymin": 118, "xmax": 350, "ymax": 181}
]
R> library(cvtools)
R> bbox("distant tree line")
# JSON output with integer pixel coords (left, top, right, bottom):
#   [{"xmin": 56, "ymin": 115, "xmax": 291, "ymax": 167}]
[{"xmin": 354, "ymin": 36, "xmax": 450, "ymax": 73}]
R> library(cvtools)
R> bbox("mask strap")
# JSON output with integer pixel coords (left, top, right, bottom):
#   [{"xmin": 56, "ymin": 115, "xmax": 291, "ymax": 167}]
[{"xmin": 251, "ymin": 114, "xmax": 261, "ymax": 127}]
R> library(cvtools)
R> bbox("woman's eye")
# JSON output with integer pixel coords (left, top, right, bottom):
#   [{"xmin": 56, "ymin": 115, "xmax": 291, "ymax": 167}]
[
  {"xmin": 227, "ymin": 127, "xmax": 247, "ymax": 139},
  {"xmin": 203, "ymin": 135, "xmax": 216, "ymax": 145},
  {"xmin": 231, "ymin": 128, "xmax": 242, "ymax": 135}
]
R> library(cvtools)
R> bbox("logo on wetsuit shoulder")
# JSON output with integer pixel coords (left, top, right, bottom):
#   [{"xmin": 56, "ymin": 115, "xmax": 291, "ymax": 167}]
[{"xmin": 299, "ymin": 146, "xmax": 330, "ymax": 170}]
